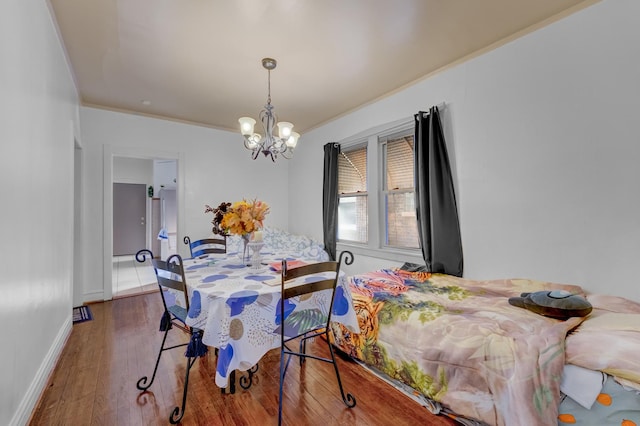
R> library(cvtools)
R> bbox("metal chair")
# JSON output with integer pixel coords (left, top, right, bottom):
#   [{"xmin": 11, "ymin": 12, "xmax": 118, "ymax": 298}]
[
  {"xmin": 135, "ymin": 249, "xmax": 208, "ymax": 424},
  {"xmin": 278, "ymin": 251, "xmax": 357, "ymax": 425},
  {"xmin": 183, "ymin": 235, "xmax": 226, "ymax": 257}
]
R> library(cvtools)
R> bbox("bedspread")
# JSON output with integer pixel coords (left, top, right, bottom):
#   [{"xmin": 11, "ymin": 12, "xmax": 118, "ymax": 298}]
[{"xmin": 330, "ymin": 270, "xmax": 587, "ymax": 426}]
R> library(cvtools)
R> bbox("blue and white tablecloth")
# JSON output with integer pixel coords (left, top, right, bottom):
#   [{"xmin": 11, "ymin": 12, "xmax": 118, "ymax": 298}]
[{"xmin": 181, "ymin": 251, "xmax": 360, "ymax": 388}]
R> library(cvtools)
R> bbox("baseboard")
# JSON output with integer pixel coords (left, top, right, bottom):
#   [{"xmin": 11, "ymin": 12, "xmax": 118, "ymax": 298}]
[
  {"xmin": 9, "ymin": 316, "xmax": 72, "ymax": 426},
  {"xmin": 83, "ymin": 289, "xmax": 104, "ymax": 303}
]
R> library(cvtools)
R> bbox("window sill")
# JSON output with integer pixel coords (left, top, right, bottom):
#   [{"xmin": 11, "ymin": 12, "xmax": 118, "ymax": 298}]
[{"xmin": 336, "ymin": 242, "xmax": 424, "ymax": 265}]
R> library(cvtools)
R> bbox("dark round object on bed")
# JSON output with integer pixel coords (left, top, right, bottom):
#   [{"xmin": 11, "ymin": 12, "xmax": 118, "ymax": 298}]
[{"xmin": 508, "ymin": 290, "xmax": 592, "ymax": 320}]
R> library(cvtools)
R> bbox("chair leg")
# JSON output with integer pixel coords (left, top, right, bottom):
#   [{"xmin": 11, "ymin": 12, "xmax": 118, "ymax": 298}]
[
  {"xmin": 278, "ymin": 348, "xmax": 291, "ymax": 426},
  {"xmin": 278, "ymin": 346, "xmax": 286, "ymax": 426},
  {"xmin": 279, "ymin": 346, "xmax": 295, "ymax": 425},
  {"xmin": 169, "ymin": 355, "xmax": 197, "ymax": 424},
  {"xmin": 298, "ymin": 333, "xmax": 308, "ymax": 366},
  {"xmin": 136, "ymin": 328, "xmax": 170, "ymax": 391},
  {"xmin": 325, "ymin": 331, "xmax": 357, "ymax": 408}
]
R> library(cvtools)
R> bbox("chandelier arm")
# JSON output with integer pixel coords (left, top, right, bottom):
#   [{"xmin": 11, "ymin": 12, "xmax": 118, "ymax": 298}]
[
  {"xmin": 281, "ymin": 148, "xmax": 294, "ymax": 160},
  {"xmin": 260, "ymin": 105, "xmax": 277, "ymax": 140},
  {"xmin": 251, "ymin": 146, "xmax": 261, "ymax": 160},
  {"xmin": 243, "ymin": 135, "xmax": 255, "ymax": 151},
  {"xmin": 271, "ymin": 139, "xmax": 285, "ymax": 154}
]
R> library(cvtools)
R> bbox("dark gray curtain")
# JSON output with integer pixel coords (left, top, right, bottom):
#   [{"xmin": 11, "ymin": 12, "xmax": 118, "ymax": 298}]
[
  {"xmin": 322, "ymin": 143, "xmax": 340, "ymax": 261},
  {"xmin": 414, "ymin": 107, "xmax": 463, "ymax": 276}
]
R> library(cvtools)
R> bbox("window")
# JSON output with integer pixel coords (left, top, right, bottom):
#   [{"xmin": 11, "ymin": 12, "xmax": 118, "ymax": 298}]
[
  {"xmin": 382, "ymin": 134, "xmax": 419, "ymax": 249},
  {"xmin": 336, "ymin": 119, "xmax": 421, "ymax": 258},
  {"xmin": 338, "ymin": 146, "xmax": 367, "ymax": 243}
]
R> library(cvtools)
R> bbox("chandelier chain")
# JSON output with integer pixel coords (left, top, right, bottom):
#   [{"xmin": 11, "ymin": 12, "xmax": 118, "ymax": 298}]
[{"xmin": 267, "ymin": 69, "xmax": 272, "ymax": 106}]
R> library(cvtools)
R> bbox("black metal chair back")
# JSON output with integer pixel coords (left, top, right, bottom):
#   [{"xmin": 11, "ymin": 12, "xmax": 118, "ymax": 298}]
[
  {"xmin": 183, "ymin": 235, "xmax": 227, "ymax": 257},
  {"xmin": 277, "ymin": 251, "xmax": 357, "ymax": 425}
]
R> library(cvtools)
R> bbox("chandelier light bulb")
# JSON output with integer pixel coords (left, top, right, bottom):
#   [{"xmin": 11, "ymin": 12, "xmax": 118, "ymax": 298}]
[
  {"xmin": 277, "ymin": 121, "xmax": 293, "ymax": 139},
  {"xmin": 239, "ymin": 117, "xmax": 256, "ymax": 136},
  {"xmin": 286, "ymin": 132, "xmax": 300, "ymax": 148}
]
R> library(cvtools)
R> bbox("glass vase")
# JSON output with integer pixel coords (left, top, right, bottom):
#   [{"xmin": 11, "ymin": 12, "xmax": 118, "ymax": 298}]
[
  {"xmin": 241, "ymin": 234, "xmax": 250, "ymax": 264},
  {"xmin": 247, "ymin": 241, "xmax": 264, "ymax": 269}
]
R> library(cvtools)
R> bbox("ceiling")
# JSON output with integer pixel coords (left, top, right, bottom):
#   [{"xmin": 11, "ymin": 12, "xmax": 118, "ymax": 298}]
[{"xmin": 49, "ymin": 0, "xmax": 594, "ymax": 135}]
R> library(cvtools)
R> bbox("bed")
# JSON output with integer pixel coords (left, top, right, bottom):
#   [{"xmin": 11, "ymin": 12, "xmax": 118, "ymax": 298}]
[{"xmin": 329, "ymin": 268, "xmax": 640, "ymax": 426}]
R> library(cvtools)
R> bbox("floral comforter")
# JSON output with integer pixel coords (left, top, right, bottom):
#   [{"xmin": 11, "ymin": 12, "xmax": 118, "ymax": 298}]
[{"xmin": 330, "ymin": 270, "xmax": 588, "ymax": 426}]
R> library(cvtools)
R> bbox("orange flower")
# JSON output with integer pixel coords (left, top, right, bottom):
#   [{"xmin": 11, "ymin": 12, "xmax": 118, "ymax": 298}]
[{"xmin": 214, "ymin": 198, "xmax": 270, "ymax": 236}]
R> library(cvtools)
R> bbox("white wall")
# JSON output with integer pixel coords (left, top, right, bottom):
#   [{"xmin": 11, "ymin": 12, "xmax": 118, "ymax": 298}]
[
  {"xmin": 79, "ymin": 107, "xmax": 290, "ymax": 301},
  {"xmin": 114, "ymin": 156, "xmax": 153, "ymax": 184},
  {"xmin": 0, "ymin": 1, "xmax": 79, "ymax": 424},
  {"xmin": 290, "ymin": 0, "xmax": 640, "ymax": 302},
  {"xmin": 154, "ymin": 159, "xmax": 177, "ymax": 190}
]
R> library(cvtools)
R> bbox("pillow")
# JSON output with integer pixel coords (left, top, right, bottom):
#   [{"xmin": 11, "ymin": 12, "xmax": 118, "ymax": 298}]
[
  {"xmin": 560, "ymin": 364, "xmax": 605, "ymax": 410},
  {"xmin": 508, "ymin": 290, "xmax": 592, "ymax": 320},
  {"xmin": 566, "ymin": 311, "xmax": 640, "ymax": 388}
]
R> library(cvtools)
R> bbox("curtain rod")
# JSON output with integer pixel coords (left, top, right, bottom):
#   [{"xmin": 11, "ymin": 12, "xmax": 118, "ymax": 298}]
[{"xmin": 418, "ymin": 102, "xmax": 446, "ymax": 116}]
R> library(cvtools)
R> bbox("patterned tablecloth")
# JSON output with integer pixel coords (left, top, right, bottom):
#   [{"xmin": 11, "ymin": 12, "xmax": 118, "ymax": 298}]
[{"xmin": 182, "ymin": 251, "xmax": 360, "ymax": 388}]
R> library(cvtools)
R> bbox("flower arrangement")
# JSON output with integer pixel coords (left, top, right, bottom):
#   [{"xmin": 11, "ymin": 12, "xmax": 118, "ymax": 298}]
[
  {"xmin": 205, "ymin": 199, "xmax": 270, "ymax": 237},
  {"xmin": 205, "ymin": 202, "xmax": 232, "ymax": 235}
]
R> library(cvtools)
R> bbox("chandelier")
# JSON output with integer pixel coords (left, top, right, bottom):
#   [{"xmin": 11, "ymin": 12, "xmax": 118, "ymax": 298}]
[{"xmin": 238, "ymin": 58, "xmax": 300, "ymax": 161}]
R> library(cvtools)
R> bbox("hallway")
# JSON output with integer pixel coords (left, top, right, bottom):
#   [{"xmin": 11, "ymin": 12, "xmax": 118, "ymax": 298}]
[{"xmin": 112, "ymin": 255, "xmax": 157, "ymax": 298}]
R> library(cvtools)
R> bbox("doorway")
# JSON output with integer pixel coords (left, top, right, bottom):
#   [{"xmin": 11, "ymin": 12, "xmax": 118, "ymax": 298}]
[
  {"xmin": 112, "ymin": 181, "xmax": 156, "ymax": 298},
  {"xmin": 103, "ymin": 146, "xmax": 183, "ymax": 301},
  {"xmin": 111, "ymin": 158, "xmax": 178, "ymax": 298}
]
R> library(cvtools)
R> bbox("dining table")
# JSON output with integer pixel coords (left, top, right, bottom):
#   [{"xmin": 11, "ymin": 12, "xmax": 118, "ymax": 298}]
[{"xmin": 181, "ymin": 248, "xmax": 361, "ymax": 390}]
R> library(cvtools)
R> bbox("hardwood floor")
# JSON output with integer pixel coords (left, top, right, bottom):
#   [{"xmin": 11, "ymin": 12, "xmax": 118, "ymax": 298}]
[{"xmin": 29, "ymin": 293, "xmax": 457, "ymax": 426}]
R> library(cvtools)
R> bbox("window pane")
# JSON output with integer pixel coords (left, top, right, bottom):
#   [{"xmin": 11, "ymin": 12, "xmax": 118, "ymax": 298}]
[
  {"xmin": 384, "ymin": 133, "xmax": 419, "ymax": 249},
  {"xmin": 385, "ymin": 136, "xmax": 414, "ymax": 190},
  {"xmin": 338, "ymin": 196, "xmax": 368, "ymax": 243},
  {"xmin": 338, "ymin": 146, "xmax": 368, "ymax": 243},
  {"xmin": 339, "ymin": 147, "xmax": 367, "ymax": 194},
  {"xmin": 385, "ymin": 191, "xmax": 419, "ymax": 248}
]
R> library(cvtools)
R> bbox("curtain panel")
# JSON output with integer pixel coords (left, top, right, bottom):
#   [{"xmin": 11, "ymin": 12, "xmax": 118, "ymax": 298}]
[
  {"xmin": 414, "ymin": 107, "xmax": 463, "ymax": 276},
  {"xmin": 322, "ymin": 142, "xmax": 340, "ymax": 261}
]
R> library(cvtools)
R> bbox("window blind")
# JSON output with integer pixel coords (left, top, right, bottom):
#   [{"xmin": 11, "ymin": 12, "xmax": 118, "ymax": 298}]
[
  {"xmin": 338, "ymin": 147, "xmax": 367, "ymax": 194},
  {"xmin": 385, "ymin": 136, "xmax": 414, "ymax": 190}
]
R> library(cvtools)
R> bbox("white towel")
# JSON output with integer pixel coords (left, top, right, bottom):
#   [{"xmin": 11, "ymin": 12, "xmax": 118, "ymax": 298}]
[{"xmin": 560, "ymin": 364, "xmax": 605, "ymax": 409}]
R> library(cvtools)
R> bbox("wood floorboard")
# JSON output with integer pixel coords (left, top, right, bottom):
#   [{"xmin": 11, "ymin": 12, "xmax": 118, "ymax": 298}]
[{"xmin": 29, "ymin": 292, "xmax": 457, "ymax": 426}]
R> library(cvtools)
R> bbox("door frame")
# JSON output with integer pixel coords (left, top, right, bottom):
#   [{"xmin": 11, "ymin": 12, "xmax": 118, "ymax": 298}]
[
  {"xmin": 73, "ymin": 136, "xmax": 83, "ymax": 308},
  {"xmin": 102, "ymin": 144, "xmax": 184, "ymax": 300}
]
